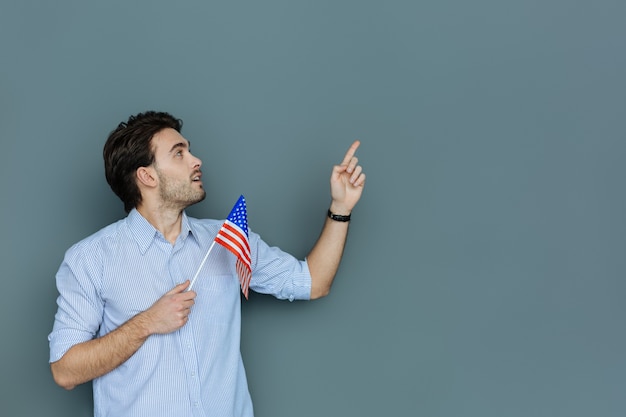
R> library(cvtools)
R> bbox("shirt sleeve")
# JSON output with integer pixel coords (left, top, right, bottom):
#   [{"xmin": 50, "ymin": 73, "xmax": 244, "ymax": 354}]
[
  {"xmin": 248, "ymin": 230, "xmax": 312, "ymax": 301},
  {"xmin": 48, "ymin": 243, "xmax": 105, "ymax": 363}
]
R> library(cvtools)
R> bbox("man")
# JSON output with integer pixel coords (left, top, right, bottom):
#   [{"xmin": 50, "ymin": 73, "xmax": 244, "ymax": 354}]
[{"xmin": 48, "ymin": 111, "xmax": 365, "ymax": 416}]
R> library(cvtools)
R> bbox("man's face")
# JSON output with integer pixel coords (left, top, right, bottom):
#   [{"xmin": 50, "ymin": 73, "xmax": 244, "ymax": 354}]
[{"xmin": 150, "ymin": 128, "xmax": 206, "ymax": 209}]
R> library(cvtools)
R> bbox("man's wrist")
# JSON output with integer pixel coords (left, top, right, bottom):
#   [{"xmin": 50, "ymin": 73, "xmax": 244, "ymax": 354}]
[
  {"xmin": 327, "ymin": 209, "xmax": 351, "ymax": 222},
  {"xmin": 129, "ymin": 311, "xmax": 154, "ymax": 339}
]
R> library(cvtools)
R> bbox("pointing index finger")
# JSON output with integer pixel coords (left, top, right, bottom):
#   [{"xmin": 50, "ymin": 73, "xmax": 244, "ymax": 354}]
[{"xmin": 341, "ymin": 140, "xmax": 361, "ymax": 166}]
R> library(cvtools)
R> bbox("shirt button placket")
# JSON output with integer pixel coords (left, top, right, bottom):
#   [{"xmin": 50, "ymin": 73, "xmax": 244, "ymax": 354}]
[{"xmin": 171, "ymin": 248, "xmax": 204, "ymax": 415}]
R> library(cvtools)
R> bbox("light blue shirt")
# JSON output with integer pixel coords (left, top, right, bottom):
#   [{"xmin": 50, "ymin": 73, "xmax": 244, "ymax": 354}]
[{"xmin": 49, "ymin": 209, "xmax": 311, "ymax": 417}]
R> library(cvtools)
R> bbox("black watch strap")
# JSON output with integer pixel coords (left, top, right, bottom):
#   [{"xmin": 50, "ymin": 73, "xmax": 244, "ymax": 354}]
[{"xmin": 327, "ymin": 209, "xmax": 351, "ymax": 222}]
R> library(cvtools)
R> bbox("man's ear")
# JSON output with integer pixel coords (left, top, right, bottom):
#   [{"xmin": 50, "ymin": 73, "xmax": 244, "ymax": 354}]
[{"xmin": 136, "ymin": 166, "xmax": 157, "ymax": 188}]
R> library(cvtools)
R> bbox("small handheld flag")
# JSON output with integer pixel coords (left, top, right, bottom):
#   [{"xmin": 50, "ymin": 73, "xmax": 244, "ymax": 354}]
[
  {"xmin": 214, "ymin": 195, "xmax": 252, "ymax": 298},
  {"xmin": 187, "ymin": 195, "xmax": 252, "ymax": 298}
]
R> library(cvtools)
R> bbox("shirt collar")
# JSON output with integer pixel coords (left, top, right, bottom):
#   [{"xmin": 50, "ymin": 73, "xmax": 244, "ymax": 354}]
[{"xmin": 126, "ymin": 209, "xmax": 196, "ymax": 254}]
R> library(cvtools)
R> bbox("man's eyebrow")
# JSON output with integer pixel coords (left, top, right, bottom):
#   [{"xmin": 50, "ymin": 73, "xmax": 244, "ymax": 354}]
[{"xmin": 168, "ymin": 140, "xmax": 190, "ymax": 154}]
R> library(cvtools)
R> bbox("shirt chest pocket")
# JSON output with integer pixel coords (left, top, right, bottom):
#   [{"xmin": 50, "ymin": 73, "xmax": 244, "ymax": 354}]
[{"xmin": 193, "ymin": 273, "xmax": 241, "ymax": 325}]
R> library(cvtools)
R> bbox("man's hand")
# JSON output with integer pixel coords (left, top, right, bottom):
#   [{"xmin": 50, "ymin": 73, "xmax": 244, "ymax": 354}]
[
  {"xmin": 329, "ymin": 140, "xmax": 366, "ymax": 215},
  {"xmin": 140, "ymin": 281, "xmax": 196, "ymax": 335}
]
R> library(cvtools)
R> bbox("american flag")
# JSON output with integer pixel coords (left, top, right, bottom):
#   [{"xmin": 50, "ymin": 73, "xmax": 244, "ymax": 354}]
[{"xmin": 214, "ymin": 195, "xmax": 252, "ymax": 298}]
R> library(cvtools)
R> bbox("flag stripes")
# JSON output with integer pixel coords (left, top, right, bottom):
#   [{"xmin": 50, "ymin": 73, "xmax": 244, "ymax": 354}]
[
  {"xmin": 213, "ymin": 195, "xmax": 252, "ymax": 298},
  {"xmin": 215, "ymin": 220, "xmax": 251, "ymax": 269}
]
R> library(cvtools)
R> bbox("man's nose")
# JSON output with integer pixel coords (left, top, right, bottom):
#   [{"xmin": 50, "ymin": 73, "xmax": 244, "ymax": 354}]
[{"xmin": 192, "ymin": 154, "xmax": 202, "ymax": 168}]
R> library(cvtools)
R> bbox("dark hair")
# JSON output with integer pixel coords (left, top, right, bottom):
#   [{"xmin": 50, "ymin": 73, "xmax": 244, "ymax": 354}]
[{"xmin": 103, "ymin": 111, "xmax": 183, "ymax": 213}]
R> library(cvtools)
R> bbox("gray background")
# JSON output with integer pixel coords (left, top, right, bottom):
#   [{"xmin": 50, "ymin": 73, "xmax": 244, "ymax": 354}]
[{"xmin": 1, "ymin": 1, "xmax": 625, "ymax": 416}]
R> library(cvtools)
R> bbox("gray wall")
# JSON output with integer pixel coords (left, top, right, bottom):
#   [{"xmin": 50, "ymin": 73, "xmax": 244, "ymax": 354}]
[{"xmin": 1, "ymin": 1, "xmax": 625, "ymax": 416}]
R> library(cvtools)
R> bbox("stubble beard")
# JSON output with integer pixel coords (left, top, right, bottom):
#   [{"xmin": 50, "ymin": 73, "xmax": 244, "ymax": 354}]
[{"xmin": 157, "ymin": 170, "xmax": 206, "ymax": 211}]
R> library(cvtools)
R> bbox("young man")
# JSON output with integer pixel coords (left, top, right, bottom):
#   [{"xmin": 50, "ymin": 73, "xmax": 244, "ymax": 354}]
[{"xmin": 48, "ymin": 111, "xmax": 366, "ymax": 417}]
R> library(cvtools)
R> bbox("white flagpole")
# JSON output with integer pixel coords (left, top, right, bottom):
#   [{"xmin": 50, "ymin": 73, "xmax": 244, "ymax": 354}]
[{"xmin": 188, "ymin": 240, "xmax": 217, "ymax": 291}]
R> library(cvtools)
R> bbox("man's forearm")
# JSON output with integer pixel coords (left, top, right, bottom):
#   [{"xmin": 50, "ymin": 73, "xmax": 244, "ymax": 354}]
[
  {"xmin": 306, "ymin": 213, "xmax": 351, "ymax": 299},
  {"xmin": 50, "ymin": 313, "xmax": 151, "ymax": 390}
]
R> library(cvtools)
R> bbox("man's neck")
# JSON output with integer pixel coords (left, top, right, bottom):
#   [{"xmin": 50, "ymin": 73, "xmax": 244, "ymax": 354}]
[{"xmin": 136, "ymin": 204, "xmax": 184, "ymax": 245}]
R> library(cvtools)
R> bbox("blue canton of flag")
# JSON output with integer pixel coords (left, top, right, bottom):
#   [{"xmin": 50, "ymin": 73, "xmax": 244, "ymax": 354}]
[
  {"xmin": 214, "ymin": 195, "xmax": 252, "ymax": 298},
  {"xmin": 226, "ymin": 195, "xmax": 249, "ymax": 237}
]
